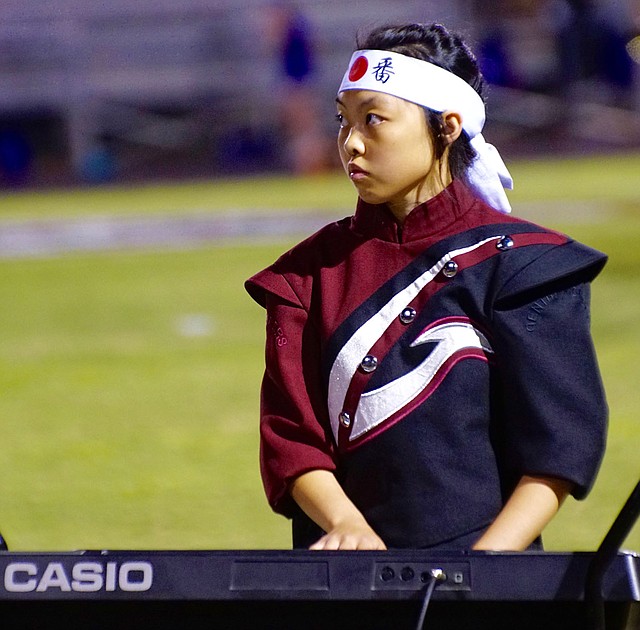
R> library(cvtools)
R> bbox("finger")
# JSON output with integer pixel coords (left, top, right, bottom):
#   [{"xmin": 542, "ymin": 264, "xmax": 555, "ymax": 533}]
[
  {"xmin": 308, "ymin": 536, "xmax": 328, "ymax": 550},
  {"xmin": 321, "ymin": 536, "xmax": 342, "ymax": 550},
  {"xmin": 309, "ymin": 535, "xmax": 341, "ymax": 551},
  {"xmin": 337, "ymin": 537, "xmax": 358, "ymax": 551}
]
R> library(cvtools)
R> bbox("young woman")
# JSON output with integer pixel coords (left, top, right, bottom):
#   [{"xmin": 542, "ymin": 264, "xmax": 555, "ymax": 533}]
[{"xmin": 245, "ymin": 23, "xmax": 607, "ymax": 551}]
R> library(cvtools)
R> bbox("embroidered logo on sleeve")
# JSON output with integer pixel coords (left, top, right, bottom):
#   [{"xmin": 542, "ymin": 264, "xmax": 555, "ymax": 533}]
[
  {"xmin": 267, "ymin": 317, "xmax": 288, "ymax": 347},
  {"xmin": 525, "ymin": 285, "xmax": 586, "ymax": 333}
]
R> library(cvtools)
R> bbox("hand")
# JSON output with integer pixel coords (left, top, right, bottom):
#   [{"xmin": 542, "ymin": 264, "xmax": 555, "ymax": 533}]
[
  {"xmin": 309, "ymin": 520, "xmax": 387, "ymax": 551},
  {"xmin": 290, "ymin": 469, "xmax": 387, "ymax": 551},
  {"xmin": 472, "ymin": 474, "xmax": 574, "ymax": 551}
]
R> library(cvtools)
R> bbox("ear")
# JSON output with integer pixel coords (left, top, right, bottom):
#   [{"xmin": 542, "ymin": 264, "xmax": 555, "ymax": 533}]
[{"xmin": 440, "ymin": 111, "xmax": 463, "ymax": 145}]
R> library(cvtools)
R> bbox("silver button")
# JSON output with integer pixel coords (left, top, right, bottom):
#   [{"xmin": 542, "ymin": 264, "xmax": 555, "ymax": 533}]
[
  {"xmin": 400, "ymin": 307, "xmax": 416, "ymax": 324},
  {"xmin": 339, "ymin": 411, "xmax": 352, "ymax": 428},
  {"xmin": 442, "ymin": 260, "xmax": 459, "ymax": 278},
  {"xmin": 496, "ymin": 235, "xmax": 514, "ymax": 251},
  {"xmin": 360, "ymin": 355, "xmax": 378, "ymax": 373}
]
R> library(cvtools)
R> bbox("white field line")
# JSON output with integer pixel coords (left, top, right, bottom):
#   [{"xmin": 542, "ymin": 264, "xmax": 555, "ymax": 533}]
[
  {"xmin": 0, "ymin": 199, "xmax": 616, "ymax": 259},
  {"xmin": 0, "ymin": 210, "xmax": 337, "ymax": 258}
]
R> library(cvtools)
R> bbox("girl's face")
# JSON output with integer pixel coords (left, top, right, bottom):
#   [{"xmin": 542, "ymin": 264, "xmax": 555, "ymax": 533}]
[{"xmin": 336, "ymin": 89, "xmax": 450, "ymax": 222}]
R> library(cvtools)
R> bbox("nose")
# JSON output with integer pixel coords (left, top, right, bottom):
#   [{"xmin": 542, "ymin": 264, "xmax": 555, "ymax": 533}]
[{"xmin": 342, "ymin": 126, "xmax": 365, "ymax": 157}]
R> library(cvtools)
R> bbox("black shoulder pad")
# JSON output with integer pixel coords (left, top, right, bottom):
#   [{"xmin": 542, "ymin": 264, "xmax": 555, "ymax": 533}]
[{"xmin": 495, "ymin": 240, "xmax": 607, "ymax": 308}]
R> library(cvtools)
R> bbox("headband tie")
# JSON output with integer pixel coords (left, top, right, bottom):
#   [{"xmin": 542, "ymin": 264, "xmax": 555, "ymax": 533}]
[{"xmin": 339, "ymin": 50, "xmax": 513, "ymax": 213}]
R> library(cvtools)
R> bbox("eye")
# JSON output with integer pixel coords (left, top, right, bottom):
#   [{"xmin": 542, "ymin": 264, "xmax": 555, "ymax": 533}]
[
  {"xmin": 366, "ymin": 113, "xmax": 383, "ymax": 125},
  {"xmin": 335, "ymin": 113, "xmax": 349, "ymax": 129}
]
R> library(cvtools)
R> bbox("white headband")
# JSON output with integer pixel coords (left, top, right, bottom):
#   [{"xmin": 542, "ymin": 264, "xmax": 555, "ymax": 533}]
[{"xmin": 339, "ymin": 50, "xmax": 513, "ymax": 213}]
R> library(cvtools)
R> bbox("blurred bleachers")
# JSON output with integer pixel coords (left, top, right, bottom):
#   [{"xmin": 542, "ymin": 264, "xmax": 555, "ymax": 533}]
[
  {"xmin": 0, "ymin": 0, "xmax": 638, "ymax": 186},
  {"xmin": 0, "ymin": 0, "xmax": 465, "ymax": 184}
]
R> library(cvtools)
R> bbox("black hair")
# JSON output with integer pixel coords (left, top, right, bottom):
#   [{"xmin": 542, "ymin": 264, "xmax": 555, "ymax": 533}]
[{"xmin": 357, "ymin": 23, "xmax": 485, "ymax": 179}]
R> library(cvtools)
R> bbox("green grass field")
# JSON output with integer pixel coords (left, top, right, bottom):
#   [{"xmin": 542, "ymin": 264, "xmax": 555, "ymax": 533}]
[{"xmin": 0, "ymin": 153, "xmax": 639, "ymax": 552}]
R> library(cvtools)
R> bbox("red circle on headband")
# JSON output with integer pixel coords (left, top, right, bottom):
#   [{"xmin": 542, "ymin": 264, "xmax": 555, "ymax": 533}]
[{"xmin": 348, "ymin": 56, "xmax": 368, "ymax": 81}]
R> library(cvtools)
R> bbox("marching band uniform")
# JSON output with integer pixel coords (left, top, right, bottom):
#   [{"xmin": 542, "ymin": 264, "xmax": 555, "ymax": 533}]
[{"xmin": 246, "ymin": 180, "xmax": 608, "ymax": 548}]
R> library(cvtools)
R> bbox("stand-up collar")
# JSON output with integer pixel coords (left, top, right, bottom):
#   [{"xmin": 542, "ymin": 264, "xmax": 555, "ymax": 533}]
[{"xmin": 351, "ymin": 180, "xmax": 480, "ymax": 243}]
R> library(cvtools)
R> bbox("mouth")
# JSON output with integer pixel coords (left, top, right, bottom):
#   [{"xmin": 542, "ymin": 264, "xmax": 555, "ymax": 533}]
[{"xmin": 348, "ymin": 163, "xmax": 368, "ymax": 181}]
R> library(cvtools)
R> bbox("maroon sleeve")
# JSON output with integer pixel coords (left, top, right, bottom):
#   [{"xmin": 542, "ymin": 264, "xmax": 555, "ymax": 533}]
[{"xmin": 247, "ymin": 271, "xmax": 337, "ymax": 517}]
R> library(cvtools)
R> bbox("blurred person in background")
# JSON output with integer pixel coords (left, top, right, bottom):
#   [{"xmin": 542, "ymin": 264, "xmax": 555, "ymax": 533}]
[
  {"xmin": 0, "ymin": 126, "xmax": 33, "ymax": 186},
  {"xmin": 549, "ymin": 0, "xmax": 636, "ymax": 105},
  {"xmin": 265, "ymin": 2, "xmax": 332, "ymax": 174}
]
